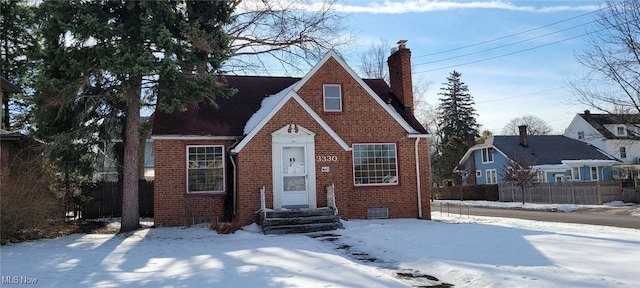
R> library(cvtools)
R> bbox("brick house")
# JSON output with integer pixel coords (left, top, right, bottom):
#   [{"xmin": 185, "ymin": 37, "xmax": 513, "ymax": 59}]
[{"xmin": 152, "ymin": 42, "xmax": 431, "ymax": 227}]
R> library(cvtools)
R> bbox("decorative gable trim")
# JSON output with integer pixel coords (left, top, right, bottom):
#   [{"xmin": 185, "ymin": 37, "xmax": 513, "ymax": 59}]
[
  {"xmin": 455, "ymin": 139, "xmax": 509, "ymax": 171},
  {"xmin": 231, "ymin": 91, "xmax": 350, "ymax": 153},
  {"xmin": 294, "ymin": 50, "xmax": 420, "ymax": 134}
]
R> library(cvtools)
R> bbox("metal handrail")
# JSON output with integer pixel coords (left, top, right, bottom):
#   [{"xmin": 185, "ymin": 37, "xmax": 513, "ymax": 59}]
[
  {"xmin": 327, "ymin": 183, "xmax": 338, "ymax": 216},
  {"xmin": 259, "ymin": 186, "xmax": 267, "ymax": 219}
]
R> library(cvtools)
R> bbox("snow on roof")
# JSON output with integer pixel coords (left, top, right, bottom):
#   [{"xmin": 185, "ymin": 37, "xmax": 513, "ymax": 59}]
[{"xmin": 243, "ymin": 82, "xmax": 298, "ymax": 135}]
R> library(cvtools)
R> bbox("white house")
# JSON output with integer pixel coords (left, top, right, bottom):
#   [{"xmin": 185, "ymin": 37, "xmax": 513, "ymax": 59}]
[{"xmin": 564, "ymin": 110, "xmax": 640, "ymax": 178}]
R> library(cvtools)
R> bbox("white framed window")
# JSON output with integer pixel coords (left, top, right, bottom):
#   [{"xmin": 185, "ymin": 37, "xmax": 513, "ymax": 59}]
[
  {"xmin": 481, "ymin": 148, "xmax": 494, "ymax": 163},
  {"xmin": 187, "ymin": 145, "xmax": 225, "ymax": 193},
  {"xmin": 486, "ymin": 169, "xmax": 497, "ymax": 184},
  {"xmin": 323, "ymin": 84, "xmax": 342, "ymax": 112},
  {"xmin": 571, "ymin": 167, "xmax": 580, "ymax": 180},
  {"xmin": 617, "ymin": 126, "xmax": 626, "ymax": 136},
  {"xmin": 476, "ymin": 170, "xmax": 481, "ymax": 177},
  {"xmin": 536, "ymin": 171, "xmax": 546, "ymax": 183},
  {"xmin": 577, "ymin": 131, "xmax": 584, "ymax": 140},
  {"xmin": 590, "ymin": 166, "xmax": 599, "ymax": 181},
  {"xmin": 555, "ymin": 175, "xmax": 564, "ymax": 182},
  {"xmin": 353, "ymin": 143, "xmax": 398, "ymax": 186},
  {"xmin": 620, "ymin": 147, "xmax": 627, "ymax": 158}
]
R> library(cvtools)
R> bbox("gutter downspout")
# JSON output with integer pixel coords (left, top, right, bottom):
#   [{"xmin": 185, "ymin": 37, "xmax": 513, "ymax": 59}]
[
  {"xmin": 414, "ymin": 137, "xmax": 423, "ymax": 219},
  {"xmin": 229, "ymin": 154, "xmax": 237, "ymax": 217}
]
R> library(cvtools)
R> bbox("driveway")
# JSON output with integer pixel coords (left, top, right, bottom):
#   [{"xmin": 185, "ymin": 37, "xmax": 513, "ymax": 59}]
[{"xmin": 431, "ymin": 202, "xmax": 640, "ymax": 229}]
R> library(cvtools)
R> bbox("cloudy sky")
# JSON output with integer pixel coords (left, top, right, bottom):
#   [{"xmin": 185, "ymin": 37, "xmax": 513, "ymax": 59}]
[
  {"xmin": 340, "ymin": 0, "xmax": 609, "ymax": 134},
  {"xmin": 235, "ymin": 1, "xmax": 611, "ymax": 134}
]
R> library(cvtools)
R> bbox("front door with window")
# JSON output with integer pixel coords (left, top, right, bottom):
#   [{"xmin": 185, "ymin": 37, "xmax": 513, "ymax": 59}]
[
  {"xmin": 272, "ymin": 124, "xmax": 317, "ymax": 210},
  {"xmin": 282, "ymin": 146, "xmax": 308, "ymax": 208}
]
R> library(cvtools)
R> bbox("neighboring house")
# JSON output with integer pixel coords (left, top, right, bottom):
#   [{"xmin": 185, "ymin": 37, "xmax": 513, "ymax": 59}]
[
  {"xmin": 152, "ymin": 42, "xmax": 431, "ymax": 227},
  {"xmin": 564, "ymin": 110, "xmax": 640, "ymax": 178},
  {"xmin": 94, "ymin": 139, "xmax": 154, "ymax": 181},
  {"xmin": 1, "ymin": 76, "xmax": 22, "ymax": 130},
  {"xmin": 0, "ymin": 129, "xmax": 43, "ymax": 176},
  {"xmin": 456, "ymin": 126, "xmax": 619, "ymax": 185}
]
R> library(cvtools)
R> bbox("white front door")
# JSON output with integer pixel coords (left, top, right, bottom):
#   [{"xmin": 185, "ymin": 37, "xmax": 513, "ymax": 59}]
[
  {"xmin": 272, "ymin": 124, "xmax": 317, "ymax": 210},
  {"xmin": 281, "ymin": 146, "xmax": 308, "ymax": 208}
]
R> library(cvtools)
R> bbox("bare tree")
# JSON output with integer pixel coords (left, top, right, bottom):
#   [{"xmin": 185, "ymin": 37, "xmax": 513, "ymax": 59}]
[
  {"xmin": 501, "ymin": 154, "xmax": 538, "ymax": 204},
  {"xmin": 225, "ymin": 0, "xmax": 353, "ymax": 75},
  {"xmin": 357, "ymin": 39, "xmax": 391, "ymax": 80},
  {"xmin": 501, "ymin": 115, "xmax": 552, "ymax": 135},
  {"xmin": 570, "ymin": 0, "xmax": 640, "ymax": 117}
]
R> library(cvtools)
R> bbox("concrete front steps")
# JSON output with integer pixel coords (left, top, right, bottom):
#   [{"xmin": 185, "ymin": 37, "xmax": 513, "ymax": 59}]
[{"xmin": 259, "ymin": 207, "xmax": 343, "ymax": 234}]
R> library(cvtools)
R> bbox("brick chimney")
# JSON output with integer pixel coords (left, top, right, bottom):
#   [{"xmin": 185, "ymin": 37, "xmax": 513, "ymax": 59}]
[
  {"xmin": 387, "ymin": 40, "xmax": 413, "ymax": 113},
  {"xmin": 518, "ymin": 125, "xmax": 528, "ymax": 147}
]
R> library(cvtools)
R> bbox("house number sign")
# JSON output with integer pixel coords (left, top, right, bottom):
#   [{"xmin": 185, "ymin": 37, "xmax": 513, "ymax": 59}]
[{"xmin": 316, "ymin": 155, "xmax": 338, "ymax": 162}]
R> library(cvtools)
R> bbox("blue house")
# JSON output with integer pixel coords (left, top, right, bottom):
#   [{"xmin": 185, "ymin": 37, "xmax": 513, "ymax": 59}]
[{"xmin": 456, "ymin": 126, "xmax": 620, "ymax": 185}]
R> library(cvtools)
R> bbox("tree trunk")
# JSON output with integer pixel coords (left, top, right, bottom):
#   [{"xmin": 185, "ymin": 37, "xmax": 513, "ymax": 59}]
[{"xmin": 120, "ymin": 80, "xmax": 141, "ymax": 233}]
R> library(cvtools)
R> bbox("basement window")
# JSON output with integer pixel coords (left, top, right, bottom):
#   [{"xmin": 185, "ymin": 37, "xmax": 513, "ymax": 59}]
[{"xmin": 367, "ymin": 207, "xmax": 389, "ymax": 219}]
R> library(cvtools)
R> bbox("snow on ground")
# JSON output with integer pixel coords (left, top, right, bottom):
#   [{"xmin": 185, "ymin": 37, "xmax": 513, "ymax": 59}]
[
  {"xmin": 435, "ymin": 199, "xmax": 640, "ymax": 214},
  {"xmin": 1, "ymin": 205, "xmax": 639, "ymax": 287}
]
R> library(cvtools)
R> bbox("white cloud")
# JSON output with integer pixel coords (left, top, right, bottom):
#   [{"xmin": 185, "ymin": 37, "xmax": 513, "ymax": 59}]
[{"xmin": 331, "ymin": 1, "xmax": 600, "ymax": 14}]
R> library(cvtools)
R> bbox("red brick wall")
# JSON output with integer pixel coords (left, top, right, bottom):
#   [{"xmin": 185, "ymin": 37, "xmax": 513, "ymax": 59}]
[
  {"xmin": 154, "ymin": 139, "xmax": 235, "ymax": 226},
  {"xmin": 154, "ymin": 55, "xmax": 432, "ymax": 227}
]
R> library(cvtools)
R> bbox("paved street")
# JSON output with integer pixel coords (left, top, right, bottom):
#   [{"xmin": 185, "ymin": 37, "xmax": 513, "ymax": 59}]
[{"xmin": 431, "ymin": 202, "xmax": 640, "ymax": 229}]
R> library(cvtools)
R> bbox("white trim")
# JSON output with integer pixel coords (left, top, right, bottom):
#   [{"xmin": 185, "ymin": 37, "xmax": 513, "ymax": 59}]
[
  {"xmin": 590, "ymin": 166, "xmax": 599, "ymax": 181},
  {"xmin": 414, "ymin": 137, "xmax": 422, "ymax": 218},
  {"xmin": 152, "ymin": 135, "xmax": 240, "ymax": 140},
  {"xmin": 186, "ymin": 145, "xmax": 226, "ymax": 194},
  {"xmin": 294, "ymin": 50, "xmax": 419, "ymax": 133},
  {"xmin": 272, "ymin": 125, "xmax": 317, "ymax": 210},
  {"xmin": 323, "ymin": 84, "xmax": 342, "ymax": 112},
  {"xmin": 232, "ymin": 91, "xmax": 350, "ymax": 153},
  {"xmin": 486, "ymin": 169, "xmax": 497, "ymax": 184},
  {"xmin": 481, "ymin": 147, "xmax": 494, "ymax": 163},
  {"xmin": 352, "ymin": 143, "xmax": 399, "ymax": 186}
]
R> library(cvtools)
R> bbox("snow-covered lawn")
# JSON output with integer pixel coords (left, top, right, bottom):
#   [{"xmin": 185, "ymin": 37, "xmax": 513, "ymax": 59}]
[{"xmin": 1, "ymin": 209, "xmax": 639, "ymax": 287}]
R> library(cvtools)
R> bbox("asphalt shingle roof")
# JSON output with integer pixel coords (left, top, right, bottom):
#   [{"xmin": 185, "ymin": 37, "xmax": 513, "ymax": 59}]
[
  {"xmin": 493, "ymin": 135, "xmax": 614, "ymax": 165},
  {"xmin": 153, "ymin": 75, "xmax": 427, "ymax": 136},
  {"xmin": 579, "ymin": 112, "xmax": 640, "ymax": 140}
]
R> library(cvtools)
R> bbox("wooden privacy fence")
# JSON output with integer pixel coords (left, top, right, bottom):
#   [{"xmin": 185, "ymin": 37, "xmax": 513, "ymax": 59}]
[
  {"xmin": 432, "ymin": 184, "xmax": 499, "ymax": 201},
  {"xmin": 498, "ymin": 180, "xmax": 639, "ymax": 204},
  {"xmin": 81, "ymin": 180, "xmax": 154, "ymax": 219}
]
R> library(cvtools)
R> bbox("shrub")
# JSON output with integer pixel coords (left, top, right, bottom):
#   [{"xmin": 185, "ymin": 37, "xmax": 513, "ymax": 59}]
[{"xmin": 1, "ymin": 154, "xmax": 64, "ymax": 244}]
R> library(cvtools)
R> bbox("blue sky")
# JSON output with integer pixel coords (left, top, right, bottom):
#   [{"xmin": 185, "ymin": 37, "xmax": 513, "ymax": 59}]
[{"xmin": 329, "ymin": 0, "xmax": 606, "ymax": 134}]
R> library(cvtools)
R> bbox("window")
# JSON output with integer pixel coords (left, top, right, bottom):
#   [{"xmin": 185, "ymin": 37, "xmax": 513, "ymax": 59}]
[
  {"xmin": 481, "ymin": 148, "xmax": 494, "ymax": 163},
  {"xmin": 590, "ymin": 166, "xmax": 598, "ymax": 180},
  {"xmin": 555, "ymin": 175, "xmax": 564, "ymax": 182},
  {"xmin": 486, "ymin": 169, "xmax": 497, "ymax": 184},
  {"xmin": 187, "ymin": 146, "xmax": 224, "ymax": 193},
  {"xmin": 617, "ymin": 126, "xmax": 626, "ymax": 136},
  {"xmin": 323, "ymin": 84, "xmax": 342, "ymax": 112},
  {"xmin": 353, "ymin": 144, "xmax": 398, "ymax": 185},
  {"xmin": 476, "ymin": 170, "xmax": 482, "ymax": 177},
  {"xmin": 536, "ymin": 171, "xmax": 546, "ymax": 183},
  {"xmin": 571, "ymin": 167, "xmax": 580, "ymax": 180},
  {"xmin": 620, "ymin": 147, "xmax": 627, "ymax": 158},
  {"xmin": 577, "ymin": 131, "xmax": 584, "ymax": 140}
]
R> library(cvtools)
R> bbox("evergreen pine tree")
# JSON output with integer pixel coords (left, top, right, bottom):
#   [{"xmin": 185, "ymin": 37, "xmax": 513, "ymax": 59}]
[
  {"xmin": 0, "ymin": 0, "xmax": 41, "ymax": 130},
  {"xmin": 434, "ymin": 71, "xmax": 479, "ymax": 185},
  {"xmin": 35, "ymin": 0, "xmax": 236, "ymax": 232},
  {"xmin": 437, "ymin": 70, "xmax": 479, "ymax": 143}
]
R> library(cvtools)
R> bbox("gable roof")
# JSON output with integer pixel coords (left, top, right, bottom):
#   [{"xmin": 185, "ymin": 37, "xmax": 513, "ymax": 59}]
[
  {"xmin": 492, "ymin": 135, "xmax": 615, "ymax": 165},
  {"xmin": 457, "ymin": 135, "xmax": 616, "ymax": 169},
  {"xmin": 579, "ymin": 112, "xmax": 640, "ymax": 140},
  {"xmin": 232, "ymin": 89, "xmax": 350, "ymax": 152},
  {"xmin": 153, "ymin": 64, "xmax": 427, "ymax": 137}
]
